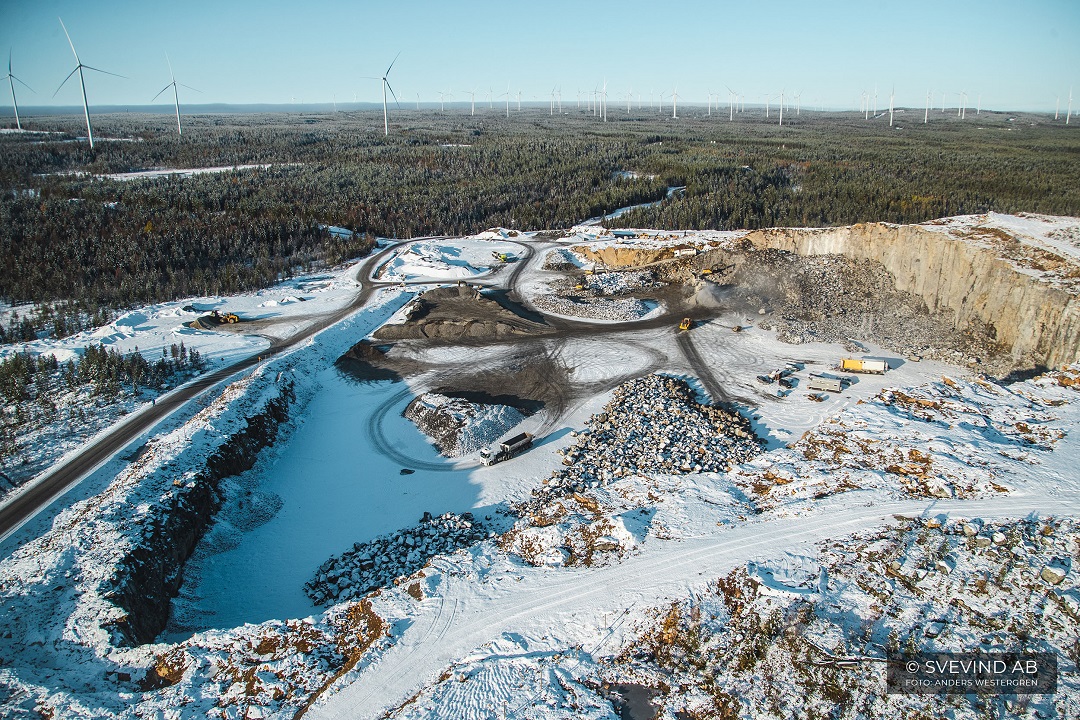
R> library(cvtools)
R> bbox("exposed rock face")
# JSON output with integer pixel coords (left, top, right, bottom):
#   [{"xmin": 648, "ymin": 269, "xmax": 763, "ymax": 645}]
[
  {"xmin": 104, "ymin": 383, "xmax": 295, "ymax": 647},
  {"xmin": 574, "ymin": 221, "xmax": 1080, "ymax": 370},
  {"xmin": 746, "ymin": 223, "xmax": 1080, "ymax": 369}
]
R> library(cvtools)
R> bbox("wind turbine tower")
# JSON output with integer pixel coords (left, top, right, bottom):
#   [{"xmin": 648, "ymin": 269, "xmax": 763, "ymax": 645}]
[
  {"xmin": 671, "ymin": 86, "xmax": 678, "ymax": 119},
  {"xmin": 55, "ymin": 18, "xmax": 125, "ymax": 151},
  {"xmin": 1068, "ymin": 87, "xmax": 1073, "ymax": 125},
  {"xmin": 378, "ymin": 53, "xmax": 400, "ymax": 135},
  {"xmin": 924, "ymin": 89, "xmax": 930, "ymax": 124},
  {"xmin": 152, "ymin": 53, "xmax": 198, "ymax": 136},
  {"xmin": 4, "ymin": 50, "xmax": 33, "ymax": 131}
]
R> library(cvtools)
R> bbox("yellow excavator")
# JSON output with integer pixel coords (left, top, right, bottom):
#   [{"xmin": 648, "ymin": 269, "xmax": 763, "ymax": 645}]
[{"xmin": 678, "ymin": 317, "xmax": 693, "ymax": 331}]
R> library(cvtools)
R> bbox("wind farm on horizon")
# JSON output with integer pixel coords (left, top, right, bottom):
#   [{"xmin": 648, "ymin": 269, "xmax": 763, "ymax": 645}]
[{"xmin": 1, "ymin": 17, "xmax": 1076, "ymax": 148}]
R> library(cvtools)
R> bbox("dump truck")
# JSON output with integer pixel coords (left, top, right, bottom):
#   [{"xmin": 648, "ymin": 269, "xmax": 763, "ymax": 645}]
[
  {"xmin": 480, "ymin": 432, "xmax": 534, "ymax": 466},
  {"xmin": 808, "ymin": 376, "xmax": 843, "ymax": 393},
  {"xmin": 841, "ymin": 358, "xmax": 889, "ymax": 374}
]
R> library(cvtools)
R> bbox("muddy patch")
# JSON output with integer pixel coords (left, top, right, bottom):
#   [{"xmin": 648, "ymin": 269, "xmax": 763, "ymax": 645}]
[
  {"xmin": 374, "ymin": 285, "xmax": 552, "ymax": 342},
  {"xmin": 335, "ymin": 341, "xmax": 410, "ymax": 382}
]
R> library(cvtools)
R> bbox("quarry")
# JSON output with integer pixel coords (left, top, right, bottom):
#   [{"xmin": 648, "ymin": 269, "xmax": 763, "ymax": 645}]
[{"xmin": 1, "ymin": 213, "xmax": 1079, "ymax": 719}]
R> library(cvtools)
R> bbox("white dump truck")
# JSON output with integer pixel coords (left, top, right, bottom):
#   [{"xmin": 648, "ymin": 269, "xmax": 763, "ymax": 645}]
[{"xmin": 480, "ymin": 432, "xmax": 534, "ymax": 466}]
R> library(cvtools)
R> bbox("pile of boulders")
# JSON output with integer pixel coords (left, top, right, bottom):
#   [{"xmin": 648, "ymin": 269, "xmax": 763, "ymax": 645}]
[
  {"xmin": 404, "ymin": 393, "xmax": 525, "ymax": 457},
  {"xmin": 531, "ymin": 294, "xmax": 655, "ymax": 322},
  {"xmin": 548, "ymin": 374, "xmax": 762, "ymax": 493},
  {"xmin": 305, "ymin": 512, "xmax": 489, "ymax": 605},
  {"xmin": 580, "ymin": 270, "xmax": 660, "ymax": 296}
]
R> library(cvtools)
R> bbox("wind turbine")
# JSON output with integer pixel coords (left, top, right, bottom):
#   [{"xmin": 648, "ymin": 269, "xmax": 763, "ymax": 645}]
[
  {"xmin": 671, "ymin": 85, "xmax": 678, "ymax": 119},
  {"xmin": 4, "ymin": 50, "xmax": 33, "ymax": 130},
  {"xmin": 924, "ymin": 89, "xmax": 930, "ymax": 124},
  {"xmin": 1068, "ymin": 87, "xmax": 1073, "ymax": 125},
  {"xmin": 888, "ymin": 86, "xmax": 894, "ymax": 127},
  {"xmin": 151, "ymin": 53, "xmax": 199, "ymax": 136},
  {"xmin": 467, "ymin": 88, "xmax": 477, "ymax": 115},
  {"xmin": 54, "ymin": 18, "xmax": 125, "ymax": 151},
  {"xmin": 499, "ymin": 84, "xmax": 509, "ymax": 117},
  {"xmin": 377, "ymin": 53, "xmax": 400, "ymax": 135},
  {"xmin": 1055, "ymin": 95, "xmax": 1060, "ymax": 120},
  {"xmin": 778, "ymin": 89, "xmax": 784, "ymax": 126}
]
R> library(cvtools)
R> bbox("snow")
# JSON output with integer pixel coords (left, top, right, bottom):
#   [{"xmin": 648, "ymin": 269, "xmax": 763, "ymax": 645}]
[
  {"xmin": 373, "ymin": 235, "xmax": 524, "ymax": 283},
  {"xmin": 99, "ymin": 164, "xmax": 283, "ymax": 181},
  {"xmin": 2, "ymin": 215, "xmax": 1080, "ymax": 719}
]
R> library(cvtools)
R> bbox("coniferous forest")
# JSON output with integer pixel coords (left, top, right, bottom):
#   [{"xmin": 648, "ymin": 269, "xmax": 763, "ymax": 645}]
[{"xmin": 1, "ymin": 107, "xmax": 1078, "ymax": 327}]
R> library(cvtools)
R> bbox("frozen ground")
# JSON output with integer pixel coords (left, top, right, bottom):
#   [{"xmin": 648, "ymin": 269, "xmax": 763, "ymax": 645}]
[{"xmin": 1, "ymin": 217, "xmax": 1078, "ymax": 719}]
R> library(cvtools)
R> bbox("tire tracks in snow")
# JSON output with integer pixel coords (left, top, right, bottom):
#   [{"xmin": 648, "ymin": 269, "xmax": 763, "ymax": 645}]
[{"xmin": 310, "ymin": 493, "xmax": 1079, "ymax": 719}]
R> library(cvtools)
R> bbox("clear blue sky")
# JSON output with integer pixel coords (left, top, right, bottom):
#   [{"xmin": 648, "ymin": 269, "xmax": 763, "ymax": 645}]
[{"xmin": 1, "ymin": 0, "xmax": 1077, "ymax": 112}]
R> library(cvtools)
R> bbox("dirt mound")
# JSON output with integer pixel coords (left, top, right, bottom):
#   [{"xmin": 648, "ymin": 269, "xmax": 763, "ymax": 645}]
[
  {"xmin": 335, "ymin": 341, "xmax": 406, "ymax": 382},
  {"xmin": 374, "ymin": 285, "xmax": 551, "ymax": 342}
]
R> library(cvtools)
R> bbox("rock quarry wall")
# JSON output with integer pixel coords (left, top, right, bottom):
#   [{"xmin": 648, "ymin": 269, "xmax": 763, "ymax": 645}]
[
  {"xmin": 578, "ymin": 223, "xmax": 1080, "ymax": 369},
  {"xmin": 745, "ymin": 224, "xmax": 1080, "ymax": 370},
  {"xmin": 104, "ymin": 382, "xmax": 295, "ymax": 647}
]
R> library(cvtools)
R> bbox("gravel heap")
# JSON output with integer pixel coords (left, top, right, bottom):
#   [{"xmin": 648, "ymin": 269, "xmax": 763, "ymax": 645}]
[
  {"xmin": 531, "ymin": 294, "xmax": 656, "ymax": 322},
  {"xmin": 305, "ymin": 512, "xmax": 489, "ymax": 605},
  {"xmin": 542, "ymin": 248, "xmax": 584, "ymax": 271},
  {"xmin": 580, "ymin": 270, "xmax": 660, "ymax": 296},
  {"xmin": 548, "ymin": 374, "xmax": 762, "ymax": 493},
  {"xmin": 404, "ymin": 393, "xmax": 525, "ymax": 457},
  {"xmin": 731, "ymin": 250, "xmax": 1006, "ymax": 372}
]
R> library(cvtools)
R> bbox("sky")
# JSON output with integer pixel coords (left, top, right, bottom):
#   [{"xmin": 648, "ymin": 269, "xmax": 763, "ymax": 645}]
[{"xmin": 0, "ymin": 0, "xmax": 1078, "ymax": 113}]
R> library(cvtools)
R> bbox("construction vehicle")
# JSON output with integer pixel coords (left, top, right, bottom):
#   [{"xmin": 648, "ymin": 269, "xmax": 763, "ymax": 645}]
[
  {"xmin": 211, "ymin": 309, "xmax": 240, "ymax": 324},
  {"xmin": 841, "ymin": 358, "xmax": 889, "ymax": 374},
  {"xmin": 491, "ymin": 251, "xmax": 514, "ymax": 262},
  {"xmin": 732, "ymin": 325, "xmax": 743, "ymax": 333},
  {"xmin": 480, "ymin": 432, "xmax": 534, "ymax": 466},
  {"xmin": 678, "ymin": 317, "xmax": 693, "ymax": 331}
]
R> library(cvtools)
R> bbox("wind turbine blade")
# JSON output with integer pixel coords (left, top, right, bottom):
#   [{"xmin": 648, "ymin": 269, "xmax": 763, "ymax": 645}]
[
  {"xmin": 12, "ymin": 75, "xmax": 34, "ymax": 93},
  {"xmin": 58, "ymin": 18, "xmax": 81, "ymax": 64},
  {"xmin": 165, "ymin": 51, "xmax": 175, "ymax": 81},
  {"xmin": 385, "ymin": 80, "xmax": 400, "ymax": 106},
  {"xmin": 53, "ymin": 67, "xmax": 80, "ymax": 98},
  {"xmin": 385, "ymin": 51, "xmax": 401, "ymax": 77},
  {"xmin": 151, "ymin": 83, "xmax": 173, "ymax": 102},
  {"xmin": 178, "ymin": 82, "xmax": 202, "ymax": 93},
  {"xmin": 82, "ymin": 65, "xmax": 127, "ymax": 79}
]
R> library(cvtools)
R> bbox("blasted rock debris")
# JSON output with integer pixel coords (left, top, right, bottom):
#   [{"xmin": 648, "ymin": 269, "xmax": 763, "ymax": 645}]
[
  {"xmin": 550, "ymin": 374, "xmax": 762, "ymax": 492},
  {"xmin": 531, "ymin": 294, "xmax": 655, "ymax": 322},
  {"xmin": 404, "ymin": 392, "xmax": 525, "ymax": 457},
  {"xmin": 305, "ymin": 512, "xmax": 489, "ymax": 605}
]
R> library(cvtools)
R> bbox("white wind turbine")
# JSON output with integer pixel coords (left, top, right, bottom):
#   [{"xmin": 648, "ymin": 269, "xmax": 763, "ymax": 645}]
[
  {"xmin": 778, "ymin": 89, "xmax": 784, "ymax": 126},
  {"xmin": 515, "ymin": 89, "xmax": 521, "ymax": 111},
  {"xmin": 361, "ymin": 52, "xmax": 401, "ymax": 134},
  {"xmin": 888, "ymin": 86, "xmax": 894, "ymax": 127},
  {"xmin": 924, "ymin": 89, "xmax": 930, "ymax": 124},
  {"xmin": 467, "ymin": 88, "xmax": 477, "ymax": 115},
  {"xmin": 377, "ymin": 53, "xmax": 400, "ymax": 135},
  {"xmin": 626, "ymin": 87, "xmax": 633, "ymax": 114},
  {"xmin": 725, "ymin": 86, "xmax": 736, "ymax": 120},
  {"xmin": 55, "ymin": 18, "xmax": 125, "ymax": 151},
  {"xmin": 151, "ymin": 53, "xmax": 199, "ymax": 136},
  {"xmin": 671, "ymin": 85, "xmax": 679, "ymax": 119},
  {"xmin": 1068, "ymin": 87, "xmax": 1073, "ymax": 125},
  {"xmin": 1055, "ymin": 95, "xmax": 1060, "ymax": 120},
  {"xmin": 499, "ymin": 84, "xmax": 509, "ymax": 117},
  {"xmin": 4, "ymin": 50, "xmax": 33, "ymax": 131}
]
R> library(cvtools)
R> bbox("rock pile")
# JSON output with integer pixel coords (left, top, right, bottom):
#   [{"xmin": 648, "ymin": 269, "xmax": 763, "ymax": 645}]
[
  {"xmin": 531, "ymin": 294, "xmax": 656, "ymax": 322},
  {"xmin": 549, "ymin": 374, "xmax": 762, "ymax": 492},
  {"xmin": 580, "ymin": 270, "xmax": 660, "ymax": 296},
  {"xmin": 305, "ymin": 512, "xmax": 488, "ymax": 605},
  {"xmin": 404, "ymin": 392, "xmax": 525, "ymax": 457}
]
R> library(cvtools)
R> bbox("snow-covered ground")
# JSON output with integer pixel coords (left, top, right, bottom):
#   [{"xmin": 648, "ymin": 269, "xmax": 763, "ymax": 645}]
[
  {"xmin": 1, "ymin": 217, "xmax": 1079, "ymax": 719},
  {"xmin": 373, "ymin": 231, "xmax": 525, "ymax": 283}
]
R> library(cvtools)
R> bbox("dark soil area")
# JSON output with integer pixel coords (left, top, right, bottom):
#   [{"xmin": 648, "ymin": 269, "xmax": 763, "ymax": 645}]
[{"xmin": 373, "ymin": 285, "xmax": 552, "ymax": 342}]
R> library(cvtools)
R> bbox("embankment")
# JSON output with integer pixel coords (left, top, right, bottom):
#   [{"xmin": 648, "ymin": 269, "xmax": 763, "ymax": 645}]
[{"xmin": 104, "ymin": 380, "xmax": 296, "ymax": 646}]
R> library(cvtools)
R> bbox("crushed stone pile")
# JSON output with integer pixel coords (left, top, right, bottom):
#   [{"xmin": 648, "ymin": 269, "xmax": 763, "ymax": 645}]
[
  {"xmin": 404, "ymin": 392, "xmax": 525, "ymax": 457},
  {"xmin": 579, "ymin": 270, "xmax": 661, "ymax": 296},
  {"xmin": 305, "ymin": 512, "xmax": 489, "ymax": 605},
  {"xmin": 542, "ymin": 248, "xmax": 584, "ymax": 271},
  {"xmin": 531, "ymin": 294, "xmax": 655, "ymax": 322},
  {"xmin": 549, "ymin": 374, "xmax": 762, "ymax": 493}
]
